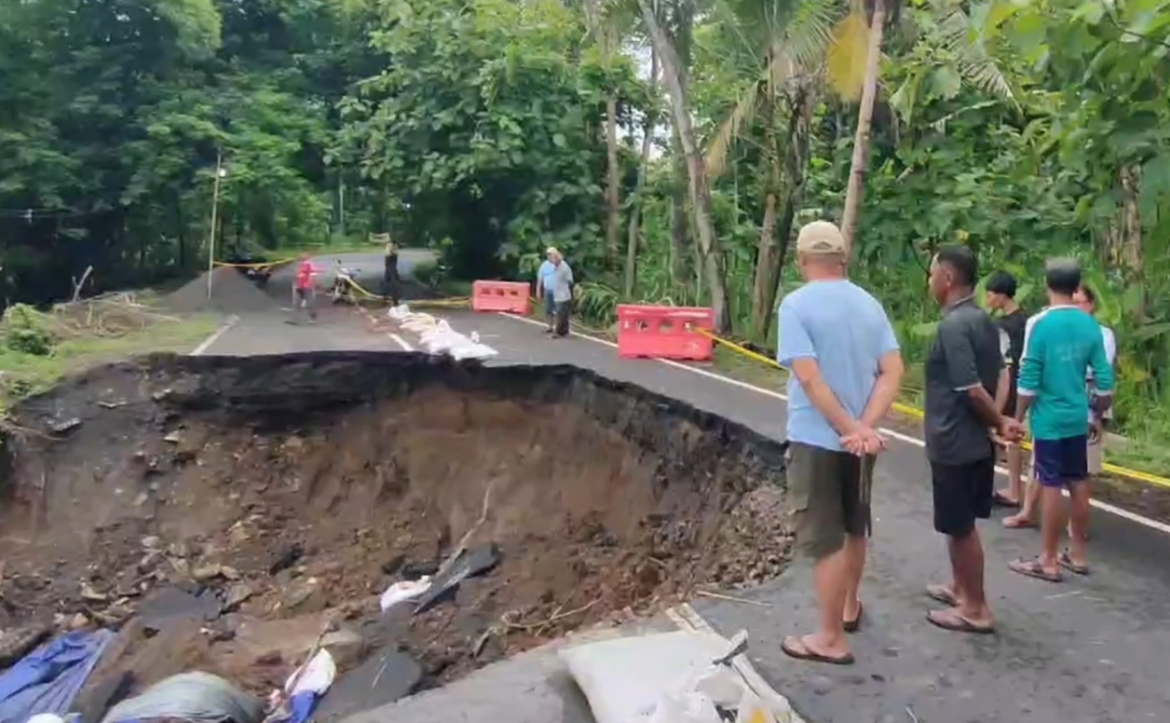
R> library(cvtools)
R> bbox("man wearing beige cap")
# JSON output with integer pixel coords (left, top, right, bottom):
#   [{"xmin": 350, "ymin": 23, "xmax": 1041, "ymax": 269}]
[
  {"xmin": 778, "ymin": 220, "xmax": 904, "ymax": 665},
  {"xmin": 535, "ymin": 247, "xmax": 559, "ymax": 333}
]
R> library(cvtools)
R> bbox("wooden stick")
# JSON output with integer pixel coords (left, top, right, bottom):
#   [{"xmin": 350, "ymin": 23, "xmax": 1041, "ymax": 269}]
[{"xmin": 695, "ymin": 590, "xmax": 771, "ymax": 607}]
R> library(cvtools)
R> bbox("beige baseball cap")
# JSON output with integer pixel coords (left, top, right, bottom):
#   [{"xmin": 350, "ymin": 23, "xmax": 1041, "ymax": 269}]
[
  {"xmin": 796, "ymin": 221, "xmax": 846, "ymax": 255},
  {"xmin": 546, "ymin": 246, "xmax": 558, "ymax": 255}
]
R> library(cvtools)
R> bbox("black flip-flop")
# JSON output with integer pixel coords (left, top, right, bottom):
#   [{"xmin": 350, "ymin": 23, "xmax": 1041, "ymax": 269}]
[
  {"xmin": 992, "ymin": 491, "xmax": 1020, "ymax": 508},
  {"xmin": 926, "ymin": 610, "xmax": 996, "ymax": 635},
  {"xmin": 1009, "ymin": 557, "xmax": 1063, "ymax": 583},
  {"xmin": 925, "ymin": 584, "xmax": 957, "ymax": 606},
  {"xmin": 781, "ymin": 636, "xmax": 855, "ymax": 666},
  {"xmin": 844, "ymin": 601, "xmax": 863, "ymax": 633},
  {"xmin": 1058, "ymin": 550, "xmax": 1090, "ymax": 576}
]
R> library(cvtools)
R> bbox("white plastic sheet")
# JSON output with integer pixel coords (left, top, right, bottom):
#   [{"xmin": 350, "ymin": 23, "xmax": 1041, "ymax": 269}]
[
  {"xmin": 285, "ymin": 649, "xmax": 336, "ymax": 696},
  {"xmin": 379, "ymin": 577, "xmax": 433, "ymax": 611}
]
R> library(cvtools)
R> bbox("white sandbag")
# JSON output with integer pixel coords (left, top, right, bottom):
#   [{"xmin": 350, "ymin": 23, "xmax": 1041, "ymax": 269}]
[
  {"xmin": 646, "ymin": 691, "xmax": 721, "ymax": 723},
  {"xmin": 558, "ymin": 630, "xmax": 731, "ymax": 723}
]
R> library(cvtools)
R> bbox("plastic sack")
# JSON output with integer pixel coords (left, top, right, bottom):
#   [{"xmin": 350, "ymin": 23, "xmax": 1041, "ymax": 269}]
[
  {"xmin": 101, "ymin": 672, "xmax": 263, "ymax": 723},
  {"xmin": 559, "ymin": 631, "xmax": 732, "ymax": 723},
  {"xmin": 646, "ymin": 691, "xmax": 721, "ymax": 723},
  {"xmin": 379, "ymin": 578, "xmax": 432, "ymax": 611}
]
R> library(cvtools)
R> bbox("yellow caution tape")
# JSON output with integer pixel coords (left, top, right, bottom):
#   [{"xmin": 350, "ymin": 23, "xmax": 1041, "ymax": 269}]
[
  {"xmin": 212, "ymin": 257, "xmax": 299, "ymax": 270},
  {"xmin": 342, "ymin": 276, "xmax": 470, "ymax": 307},
  {"xmin": 691, "ymin": 329, "xmax": 1170, "ymax": 489}
]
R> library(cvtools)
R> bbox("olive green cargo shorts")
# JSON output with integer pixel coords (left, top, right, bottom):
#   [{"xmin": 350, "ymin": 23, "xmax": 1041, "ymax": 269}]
[{"xmin": 787, "ymin": 442, "xmax": 876, "ymax": 560}]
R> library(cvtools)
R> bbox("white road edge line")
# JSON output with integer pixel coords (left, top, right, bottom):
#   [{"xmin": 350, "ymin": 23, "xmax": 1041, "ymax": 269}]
[
  {"xmin": 189, "ymin": 314, "xmax": 239, "ymax": 356},
  {"xmin": 390, "ymin": 333, "xmax": 414, "ymax": 352},
  {"xmin": 500, "ymin": 312, "xmax": 1170, "ymax": 536}
]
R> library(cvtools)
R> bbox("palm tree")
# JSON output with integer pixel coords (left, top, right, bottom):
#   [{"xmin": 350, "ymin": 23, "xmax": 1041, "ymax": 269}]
[
  {"xmin": 704, "ymin": 0, "xmax": 836, "ymax": 338},
  {"xmin": 636, "ymin": 0, "xmax": 734, "ymax": 332},
  {"xmin": 708, "ymin": 0, "xmax": 1017, "ymax": 281}
]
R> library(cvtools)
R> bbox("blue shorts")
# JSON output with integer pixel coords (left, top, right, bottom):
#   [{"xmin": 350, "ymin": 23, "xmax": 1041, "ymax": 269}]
[
  {"xmin": 544, "ymin": 292, "xmax": 556, "ymax": 316},
  {"xmin": 1033, "ymin": 435, "xmax": 1089, "ymax": 488}
]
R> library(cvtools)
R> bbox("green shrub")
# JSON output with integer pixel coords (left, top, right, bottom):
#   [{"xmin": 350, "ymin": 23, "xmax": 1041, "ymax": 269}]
[{"xmin": 2, "ymin": 304, "xmax": 54, "ymax": 356}]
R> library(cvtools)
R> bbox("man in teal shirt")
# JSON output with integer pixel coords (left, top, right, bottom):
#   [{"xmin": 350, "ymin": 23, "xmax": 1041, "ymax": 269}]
[{"xmin": 1009, "ymin": 259, "xmax": 1113, "ymax": 583}]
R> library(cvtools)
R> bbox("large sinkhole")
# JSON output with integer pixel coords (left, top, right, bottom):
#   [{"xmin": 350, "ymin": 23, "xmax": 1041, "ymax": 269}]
[{"xmin": 0, "ymin": 353, "xmax": 791, "ymax": 718}]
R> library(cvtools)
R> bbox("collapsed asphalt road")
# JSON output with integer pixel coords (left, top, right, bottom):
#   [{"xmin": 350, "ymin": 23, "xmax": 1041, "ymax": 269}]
[{"xmin": 249, "ymin": 306, "xmax": 1169, "ymax": 723}]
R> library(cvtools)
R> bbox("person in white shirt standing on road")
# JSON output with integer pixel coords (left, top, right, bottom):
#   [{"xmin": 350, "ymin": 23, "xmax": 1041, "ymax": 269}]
[
  {"xmin": 1073, "ymin": 283, "xmax": 1115, "ymax": 541},
  {"xmin": 547, "ymin": 249, "xmax": 574, "ymax": 338}
]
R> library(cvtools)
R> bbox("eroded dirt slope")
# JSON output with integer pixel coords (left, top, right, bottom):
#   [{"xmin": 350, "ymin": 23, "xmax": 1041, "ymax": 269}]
[{"xmin": 0, "ymin": 353, "xmax": 790, "ymax": 695}]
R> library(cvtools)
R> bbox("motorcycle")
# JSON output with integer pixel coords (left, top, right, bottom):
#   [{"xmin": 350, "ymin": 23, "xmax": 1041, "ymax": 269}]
[{"xmin": 330, "ymin": 263, "xmax": 359, "ymax": 305}]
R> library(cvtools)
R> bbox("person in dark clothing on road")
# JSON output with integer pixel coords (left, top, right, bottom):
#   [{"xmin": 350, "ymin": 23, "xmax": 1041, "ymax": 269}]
[
  {"xmin": 382, "ymin": 240, "xmax": 401, "ymax": 306},
  {"xmin": 923, "ymin": 246, "xmax": 1022, "ymax": 635},
  {"xmin": 985, "ymin": 271, "xmax": 1029, "ymax": 509}
]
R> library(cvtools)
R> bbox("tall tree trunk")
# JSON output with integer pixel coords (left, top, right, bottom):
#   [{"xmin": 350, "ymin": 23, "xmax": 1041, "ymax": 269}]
[
  {"xmin": 667, "ymin": 0, "xmax": 694, "ymax": 288},
  {"xmin": 585, "ymin": 0, "xmax": 622, "ymax": 265},
  {"xmin": 768, "ymin": 86, "xmax": 813, "ymax": 336},
  {"xmin": 1111, "ymin": 165, "xmax": 1145, "ymax": 319},
  {"xmin": 638, "ymin": 0, "xmax": 732, "ymax": 332},
  {"xmin": 839, "ymin": 0, "xmax": 887, "ymax": 255},
  {"xmin": 624, "ymin": 49, "xmax": 658, "ymax": 298},
  {"xmin": 749, "ymin": 75, "xmax": 780, "ymax": 341},
  {"xmin": 605, "ymin": 93, "xmax": 621, "ymax": 263},
  {"xmin": 670, "ymin": 140, "xmax": 691, "ymax": 285}
]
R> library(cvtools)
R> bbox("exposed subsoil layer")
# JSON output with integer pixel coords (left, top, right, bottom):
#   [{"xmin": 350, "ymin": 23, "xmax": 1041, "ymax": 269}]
[{"xmin": 0, "ymin": 353, "xmax": 790, "ymax": 709}]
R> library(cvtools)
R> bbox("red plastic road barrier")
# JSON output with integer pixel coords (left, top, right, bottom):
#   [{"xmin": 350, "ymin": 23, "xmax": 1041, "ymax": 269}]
[
  {"xmin": 472, "ymin": 280, "xmax": 531, "ymax": 315},
  {"xmin": 617, "ymin": 305, "xmax": 715, "ymax": 361}
]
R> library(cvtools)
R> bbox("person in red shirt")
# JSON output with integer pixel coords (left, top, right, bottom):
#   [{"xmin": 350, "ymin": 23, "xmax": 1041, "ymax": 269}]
[{"xmin": 292, "ymin": 254, "xmax": 318, "ymax": 322}]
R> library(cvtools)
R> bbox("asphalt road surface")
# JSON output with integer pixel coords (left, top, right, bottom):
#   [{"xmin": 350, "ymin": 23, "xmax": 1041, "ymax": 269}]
[
  {"xmin": 192, "ymin": 298, "xmax": 1170, "ymax": 723},
  {"xmin": 269, "ymin": 249, "xmax": 436, "ymax": 296}
]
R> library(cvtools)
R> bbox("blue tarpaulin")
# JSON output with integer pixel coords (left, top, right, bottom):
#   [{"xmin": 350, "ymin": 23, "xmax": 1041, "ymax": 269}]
[{"xmin": 0, "ymin": 629, "xmax": 115, "ymax": 723}]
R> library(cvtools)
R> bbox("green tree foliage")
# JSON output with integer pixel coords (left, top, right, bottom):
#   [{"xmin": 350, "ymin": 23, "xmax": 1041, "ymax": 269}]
[{"xmin": 2, "ymin": 0, "xmax": 1170, "ymax": 450}]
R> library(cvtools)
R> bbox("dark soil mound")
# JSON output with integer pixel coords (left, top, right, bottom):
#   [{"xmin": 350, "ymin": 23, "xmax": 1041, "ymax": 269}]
[
  {"xmin": 0, "ymin": 354, "xmax": 791, "ymax": 703},
  {"xmin": 165, "ymin": 267, "xmax": 275, "ymax": 314}
]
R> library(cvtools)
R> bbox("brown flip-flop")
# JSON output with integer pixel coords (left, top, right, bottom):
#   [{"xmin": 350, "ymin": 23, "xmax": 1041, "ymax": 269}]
[
  {"xmin": 1009, "ymin": 557, "xmax": 1063, "ymax": 583},
  {"xmin": 925, "ymin": 583, "xmax": 957, "ymax": 606},
  {"xmin": 781, "ymin": 635, "xmax": 855, "ymax": 666},
  {"xmin": 927, "ymin": 609, "xmax": 996, "ymax": 635},
  {"xmin": 1003, "ymin": 514, "xmax": 1037, "ymax": 530},
  {"xmin": 844, "ymin": 601, "xmax": 863, "ymax": 633},
  {"xmin": 1058, "ymin": 550, "xmax": 1090, "ymax": 576}
]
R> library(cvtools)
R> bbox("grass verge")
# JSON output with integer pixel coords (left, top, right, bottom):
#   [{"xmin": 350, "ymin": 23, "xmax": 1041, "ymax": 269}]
[{"xmin": 1, "ymin": 297, "xmax": 220, "ymax": 415}]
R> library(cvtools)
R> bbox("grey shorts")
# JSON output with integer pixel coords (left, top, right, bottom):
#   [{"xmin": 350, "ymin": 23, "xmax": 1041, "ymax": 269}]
[{"xmin": 787, "ymin": 442, "xmax": 875, "ymax": 560}]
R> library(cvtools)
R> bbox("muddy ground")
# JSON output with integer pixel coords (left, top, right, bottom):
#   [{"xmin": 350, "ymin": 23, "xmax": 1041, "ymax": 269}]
[{"xmin": 0, "ymin": 353, "xmax": 790, "ymax": 714}]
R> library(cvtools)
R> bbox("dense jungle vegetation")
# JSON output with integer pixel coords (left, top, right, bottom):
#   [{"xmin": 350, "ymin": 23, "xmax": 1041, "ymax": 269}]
[{"xmin": 2, "ymin": 0, "xmax": 1169, "ymax": 451}]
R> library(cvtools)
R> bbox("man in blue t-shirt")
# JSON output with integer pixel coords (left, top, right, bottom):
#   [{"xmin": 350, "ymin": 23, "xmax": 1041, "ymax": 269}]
[
  {"xmin": 1008, "ymin": 259, "xmax": 1113, "ymax": 584},
  {"xmin": 777, "ymin": 220, "xmax": 904, "ymax": 666},
  {"xmin": 535, "ymin": 247, "xmax": 559, "ymax": 333}
]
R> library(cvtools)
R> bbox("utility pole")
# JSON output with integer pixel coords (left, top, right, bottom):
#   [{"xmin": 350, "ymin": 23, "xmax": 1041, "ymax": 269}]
[{"xmin": 206, "ymin": 151, "xmax": 225, "ymax": 300}]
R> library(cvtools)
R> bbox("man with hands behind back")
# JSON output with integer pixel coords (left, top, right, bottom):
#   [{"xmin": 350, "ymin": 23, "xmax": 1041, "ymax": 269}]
[{"xmin": 777, "ymin": 220, "xmax": 904, "ymax": 666}]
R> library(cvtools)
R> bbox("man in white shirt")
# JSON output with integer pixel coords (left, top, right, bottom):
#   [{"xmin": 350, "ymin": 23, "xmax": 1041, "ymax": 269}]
[{"xmin": 1074, "ymin": 285, "xmax": 1115, "ymax": 478}]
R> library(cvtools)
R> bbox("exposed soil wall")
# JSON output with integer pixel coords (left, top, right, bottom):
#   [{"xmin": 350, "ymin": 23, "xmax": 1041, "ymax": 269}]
[{"xmin": 0, "ymin": 352, "xmax": 791, "ymax": 700}]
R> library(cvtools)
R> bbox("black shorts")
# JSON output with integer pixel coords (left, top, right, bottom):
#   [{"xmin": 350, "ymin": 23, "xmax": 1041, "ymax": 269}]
[{"xmin": 930, "ymin": 457, "xmax": 995, "ymax": 537}]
